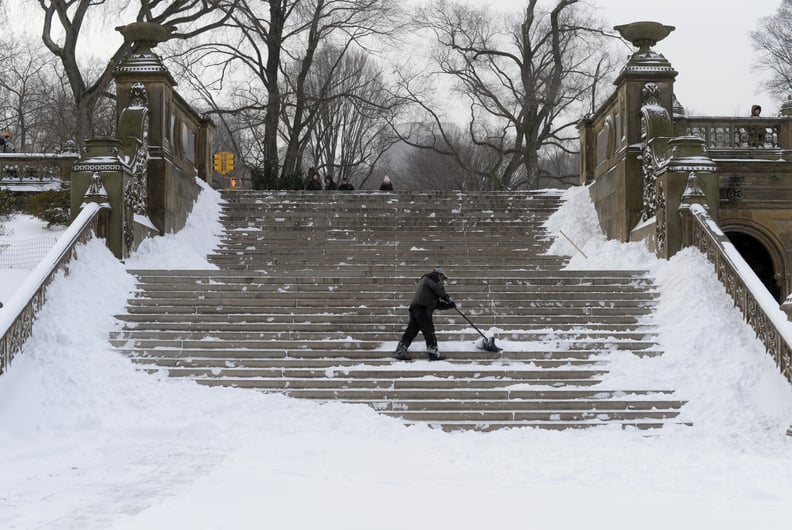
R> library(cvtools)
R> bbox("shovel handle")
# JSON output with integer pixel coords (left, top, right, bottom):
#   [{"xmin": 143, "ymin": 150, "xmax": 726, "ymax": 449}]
[{"xmin": 454, "ymin": 305, "xmax": 488, "ymax": 340}]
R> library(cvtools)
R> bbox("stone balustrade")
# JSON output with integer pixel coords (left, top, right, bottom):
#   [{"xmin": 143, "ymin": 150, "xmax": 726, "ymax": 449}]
[
  {"xmin": 0, "ymin": 153, "xmax": 78, "ymax": 192},
  {"xmin": 683, "ymin": 116, "xmax": 783, "ymax": 150}
]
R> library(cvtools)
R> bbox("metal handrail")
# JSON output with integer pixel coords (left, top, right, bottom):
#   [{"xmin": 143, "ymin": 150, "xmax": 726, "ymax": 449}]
[
  {"xmin": 680, "ymin": 202, "xmax": 792, "ymax": 384},
  {"xmin": 0, "ymin": 203, "xmax": 102, "ymax": 375}
]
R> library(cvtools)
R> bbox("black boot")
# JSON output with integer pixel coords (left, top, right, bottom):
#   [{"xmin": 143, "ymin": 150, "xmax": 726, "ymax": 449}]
[
  {"xmin": 426, "ymin": 345, "xmax": 446, "ymax": 361},
  {"xmin": 394, "ymin": 342, "xmax": 412, "ymax": 361}
]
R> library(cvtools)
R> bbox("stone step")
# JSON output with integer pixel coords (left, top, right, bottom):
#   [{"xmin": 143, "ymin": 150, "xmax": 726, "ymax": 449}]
[
  {"xmin": 368, "ymin": 399, "xmax": 687, "ymax": 412},
  {"xmin": 138, "ymin": 366, "xmax": 609, "ymax": 380},
  {"xmin": 130, "ymin": 279, "xmax": 657, "ymax": 294},
  {"xmin": 116, "ymin": 318, "xmax": 655, "ymax": 333},
  {"xmin": 242, "ymin": 387, "xmax": 674, "ymax": 400},
  {"xmin": 116, "ymin": 310, "xmax": 653, "ymax": 322},
  {"xmin": 219, "ymin": 213, "xmax": 551, "ymax": 221},
  {"xmin": 126, "ymin": 269, "xmax": 652, "ymax": 282},
  {"xmin": 111, "ymin": 337, "xmax": 658, "ymax": 351},
  {"xmin": 380, "ymin": 409, "xmax": 681, "ymax": 425},
  {"xmin": 130, "ymin": 277, "xmax": 656, "ymax": 290},
  {"xmin": 125, "ymin": 292, "xmax": 656, "ymax": 307},
  {"xmin": 191, "ymin": 376, "xmax": 604, "ymax": 389},
  {"xmin": 126, "ymin": 283, "xmax": 656, "ymax": 296},
  {"xmin": 111, "ymin": 329, "xmax": 657, "ymax": 342},
  {"xmin": 210, "ymin": 246, "xmax": 556, "ymax": 255},
  {"xmin": 118, "ymin": 347, "xmax": 662, "ymax": 361},
  {"xmin": 129, "ymin": 356, "xmax": 609, "ymax": 369},
  {"xmin": 119, "ymin": 305, "xmax": 654, "ymax": 320},
  {"xmin": 220, "ymin": 195, "xmax": 562, "ymax": 207},
  {"xmin": 402, "ymin": 421, "xmax": 681, "ymax": 432},
  {"xmin": 119, "ymin": 311, "xmax": 653, "ymax": 328}
]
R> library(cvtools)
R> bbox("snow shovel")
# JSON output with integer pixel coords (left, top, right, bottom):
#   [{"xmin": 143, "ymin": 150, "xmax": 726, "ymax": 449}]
[{"xmin": 452, "ymin": 305, "xmax": 502, "ymax": 353}]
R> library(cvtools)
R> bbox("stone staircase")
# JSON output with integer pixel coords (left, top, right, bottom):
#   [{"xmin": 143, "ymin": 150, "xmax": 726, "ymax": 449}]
[{"xmin": 113, "ymin": 190, "xmax": 686, "ymax": 431}]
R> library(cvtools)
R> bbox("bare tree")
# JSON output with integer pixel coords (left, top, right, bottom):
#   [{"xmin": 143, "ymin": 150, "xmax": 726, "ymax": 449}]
[
  {"xmin": 402, "ymin": 144, "xmax": 466, "ymax": 190},
  {"xmin": 167, "ymin": 0, "xmax": 300, "ymax": 188},
  {"xmin": 0, "ymin": 38, "xmax": 54, "ymax": 151},
  {"xmin": 35, "ymin": 0, "xmax": 239, "ymax": 145},
  {"xmin": 276, "ymin": 0, "xmax": 402, "ymax": 182},
  {"xmin": 303, "ymin": 46, "xmax": 401, "ymax": 188},
  {"xmin": 34, "ymin": 66, "xmax": 82, "ymax": 151},
  {"xmin": 169, "ymin": 0, "xmax": 402, "ymax": 189},
  {"xmin": 395, "ymin": 0, "xmax": 614, "ymax": 190},
  {"xmin": 751, "ymin": 0, "xmax": 792, "ymax": 100},
  {"xmin": 397, "ymin": 124, "xmax": 502, "ymax": 191}
]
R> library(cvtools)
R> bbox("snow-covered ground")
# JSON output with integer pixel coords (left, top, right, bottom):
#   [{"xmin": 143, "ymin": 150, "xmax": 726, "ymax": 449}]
[
  {"xmin": 1, "ymin": 183, "xmax": 791, "ymax": 529},
  {"xmin": 0, "ymin": 215, "xmax": 67, "ymax": 304}
]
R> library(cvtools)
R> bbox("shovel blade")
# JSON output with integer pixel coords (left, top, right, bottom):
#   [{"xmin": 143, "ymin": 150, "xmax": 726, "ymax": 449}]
[{"xmin": 477, "ymin": 337, "xmax": 503, "ymax": 353}]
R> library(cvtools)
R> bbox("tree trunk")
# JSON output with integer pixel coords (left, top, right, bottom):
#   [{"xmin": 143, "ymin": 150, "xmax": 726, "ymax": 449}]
[
  {"xmin": 258, "ymin": 1, "xmax": 287, "ymax": 190},
  {"xmin": 280, "ymin": 0, "xmax": 324, "ymax": 181}
]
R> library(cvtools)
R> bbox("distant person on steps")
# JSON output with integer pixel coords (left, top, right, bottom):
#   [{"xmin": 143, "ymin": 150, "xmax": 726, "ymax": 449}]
[
  {"xmin": 304, "ymin": 170, "xmax": 322, "ymax": 190},
  {"xmin": 338, "ymin": 176, "xmax": 355, "ymax": 190},
  {"xmin": 379, "ymin": 175, "xmax": 394, "ymax": 191},
  {"xmin": 748, "ymin": 104, "xmax": 765, "ymax": 147}
]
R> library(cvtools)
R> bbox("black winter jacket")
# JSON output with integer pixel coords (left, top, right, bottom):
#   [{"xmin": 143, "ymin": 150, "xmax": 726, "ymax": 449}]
[{"xmin": 409, "ymin": 272, "xmax": 453, "ymax": 311}]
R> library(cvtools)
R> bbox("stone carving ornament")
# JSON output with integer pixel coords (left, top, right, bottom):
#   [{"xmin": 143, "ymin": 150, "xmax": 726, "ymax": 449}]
[{"xmin": 122, "ymin": 82, "xmax": 151, "ymax": 251}]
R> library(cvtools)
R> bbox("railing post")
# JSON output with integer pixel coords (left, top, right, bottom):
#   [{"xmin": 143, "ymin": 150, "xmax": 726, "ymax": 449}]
[
  {"xmin": 656, "ymin": 137, "xmax": 717, "ymax": 259},
  {"xmin": 70, "ymin": 139, "xmax": 132, "ymax": 259},
  {"xmin": 781, "ymin": 295, "xmax": 792, "ymax": 321},
  {"xmin": 777, "ymin": 96, "xmax": 792, "ymax": 150}
]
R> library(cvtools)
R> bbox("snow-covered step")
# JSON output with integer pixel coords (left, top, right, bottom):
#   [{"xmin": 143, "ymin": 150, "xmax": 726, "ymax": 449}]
[
  {"xmin": 191, "ymin": 376, "xmax": 605, "ymax": 389},
  {"xmin": 120, "ymin": 347, "xmax": 661, "ymax": 361},
  {"xmin": 111, "ymin": 338, "xmax": 660, "ymax": 352},
  {"xmin": 137, "ymin": 366, "xmax": 610, "ymax": 382}
]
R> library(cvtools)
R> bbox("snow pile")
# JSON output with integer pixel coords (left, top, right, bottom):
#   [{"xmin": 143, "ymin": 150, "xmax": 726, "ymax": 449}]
[
  {"xmin": 545, "ymin": 185, "xmax": 792, "ymax": 439},
  {"xmin": 0, "ymin": 214, "xmax": 67, "ymax": 302},
  {"xmin": 124, "ymin": 179, "xmax": 224, "ymax": 269}
]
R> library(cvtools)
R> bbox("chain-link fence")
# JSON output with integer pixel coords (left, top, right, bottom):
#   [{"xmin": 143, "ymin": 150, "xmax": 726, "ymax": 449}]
[{"xmin": 0, "ymin": 237, "xmax": 57, "ymax": 269}]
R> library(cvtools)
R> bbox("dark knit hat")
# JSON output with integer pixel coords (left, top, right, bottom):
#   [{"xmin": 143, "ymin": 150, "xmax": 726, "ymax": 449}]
[{"xmin": 433, "ymin": 267, "xmax": 448, "ymax": 279}]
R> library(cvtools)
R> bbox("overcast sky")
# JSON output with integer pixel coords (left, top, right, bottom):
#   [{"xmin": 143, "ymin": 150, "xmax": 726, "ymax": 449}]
[
  {"xmin": 5, "ymin": 0, "xmax": 785, "ymax": 117},
  {"xmin": 594, "ymin": 0, "xmax": 783, "ymax": 116},
  {"xmin": 409, "ymin": 0, "xmax": 785, "ymax": 117},
  {"xmin": 418, "ymin": 0, "xmax": 784, "ymax": 116}
]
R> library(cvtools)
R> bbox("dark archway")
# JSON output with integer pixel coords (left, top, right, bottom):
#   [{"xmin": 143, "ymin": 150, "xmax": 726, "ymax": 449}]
[{"xmin": 725, "ymin": 231, "xmax": 781, "ymax": 301}]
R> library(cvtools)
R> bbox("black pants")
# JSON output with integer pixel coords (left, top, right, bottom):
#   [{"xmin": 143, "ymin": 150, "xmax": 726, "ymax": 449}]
[{"xmin": 400, "ymin": 306, "xmax": 436, "ymax": 348}]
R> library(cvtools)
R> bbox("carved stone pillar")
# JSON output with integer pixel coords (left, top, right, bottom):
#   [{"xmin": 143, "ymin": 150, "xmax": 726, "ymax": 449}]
[
  {"xmin": 70, "ymin": 139, "xmax": 133, "ymax": 259},
  {"xmin": 656, "ymin": 136, "xmax": 717, "ymax": 259}
]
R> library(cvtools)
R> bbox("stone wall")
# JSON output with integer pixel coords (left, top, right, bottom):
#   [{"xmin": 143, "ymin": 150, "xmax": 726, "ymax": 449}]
[{"xmin": 70, "ymin": 23, "xmax": 213, "ymax": 258}]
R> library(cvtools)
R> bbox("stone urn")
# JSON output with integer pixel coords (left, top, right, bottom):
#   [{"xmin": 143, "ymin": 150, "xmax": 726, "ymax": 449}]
[
  {"xmin": 115, "ymin": 22, "xmax": 176, "ymax": 52},
  {"xmin": 614, "ymin": 21, "xmax": 675, "ymax": 54}
]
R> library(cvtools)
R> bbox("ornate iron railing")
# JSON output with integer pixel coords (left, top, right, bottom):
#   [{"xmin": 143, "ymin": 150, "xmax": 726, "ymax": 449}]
[
  {"xmin": 0, "ymin": 203, "xmax": 101, "ymax": 376},
  {"xmin": 680, "ymin": 202, "xmax": 792, "ymax": 385}
]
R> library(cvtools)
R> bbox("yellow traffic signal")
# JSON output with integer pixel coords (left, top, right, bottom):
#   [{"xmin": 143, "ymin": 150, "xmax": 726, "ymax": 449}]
[{"xmin": 213, "ymin": 151, "xmax": 235, "ymax": 175}]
